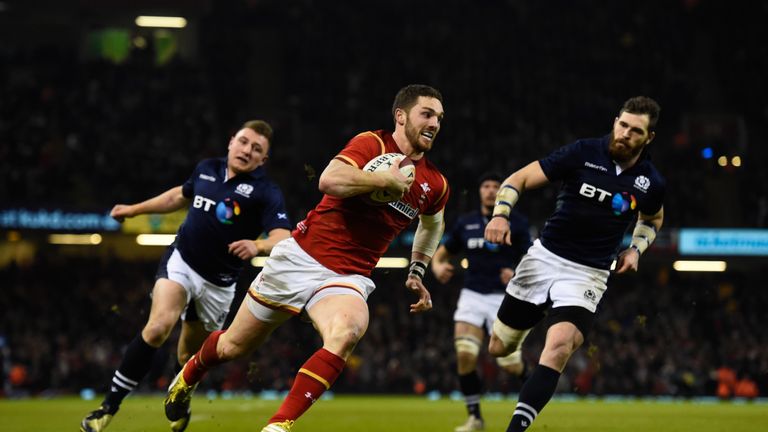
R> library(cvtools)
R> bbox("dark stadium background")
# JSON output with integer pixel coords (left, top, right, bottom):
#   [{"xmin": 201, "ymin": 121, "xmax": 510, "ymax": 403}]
[{"xmin": 1, "ymin": 0, "xmax": 766, "ymax": 400}]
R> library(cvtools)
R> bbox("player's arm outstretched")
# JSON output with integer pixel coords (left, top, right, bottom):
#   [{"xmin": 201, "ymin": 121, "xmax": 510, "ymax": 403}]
[
  {"xmin": 485, "ymin": 161, "xmax": 550, "ymax": 245},
  {"xmin": 407, "ymin": 210, "xmax": 446, "ymax": 313},
  {"xmin": 430, "ymin": 245, "xmax": 455, "ymax": 284},
  {"xmin": 228, "ymin": 228, "xmax": 291, "ymax": 260},
  {"xmin": 318, "ymin": 158, "xmax": 412, "ymax": 199},
  {"xmin": 110, "ymin": 185, "xmax": 189, "ymax": 222},
  {"xmin": 615, "ymin": 206, "xmax": 664, "ymax": 273}
]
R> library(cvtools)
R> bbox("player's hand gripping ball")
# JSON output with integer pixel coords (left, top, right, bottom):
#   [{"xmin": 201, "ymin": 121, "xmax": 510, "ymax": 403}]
[{"xmin": 362, "ymin": 152, "xmax": 415, "ymax": 203}]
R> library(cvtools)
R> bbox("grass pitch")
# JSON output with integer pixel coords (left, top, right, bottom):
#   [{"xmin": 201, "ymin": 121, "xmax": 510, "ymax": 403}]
[{"xmin": 0, "ymin": 394, "xmax": 765, "ymax": 431}]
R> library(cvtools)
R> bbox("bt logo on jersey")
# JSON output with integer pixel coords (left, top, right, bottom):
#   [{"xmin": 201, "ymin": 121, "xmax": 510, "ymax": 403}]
[
  {"xmin": 579, "ymin": 183, "xmax": 636, "ymax": 215},
  {"xmin": 193, "ymin": 195, "xmax": 217, "ymax": 211},
  {"xmin": 579, "ymin": 183, "xmax": 612, "ymax": 202},
  {"xmin": 215, "ymin": 198, "xmax": 241, "ymax": 224},
  {"xmin": 193, "ymin": 195, "xmax": 241, "ymax": 224}
]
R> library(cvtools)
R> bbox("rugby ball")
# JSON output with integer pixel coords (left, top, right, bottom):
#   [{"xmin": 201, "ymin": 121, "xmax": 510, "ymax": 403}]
[{"xmin": 362, "ymin": 152, "xmax": 415, "ymax": 203}]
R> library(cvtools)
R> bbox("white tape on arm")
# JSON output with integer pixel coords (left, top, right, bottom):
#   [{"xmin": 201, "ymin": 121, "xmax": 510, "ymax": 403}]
[
  {"xmin": 630, "ymin": 221, "xmax": 657, "ymax": 255},
  {"xmin": 492, "ymin": 185, "xmax": 520, "ymax": 219},
  {"xmin": 412, "ymin": 210, "xmax": 445, "ymax": 258}
]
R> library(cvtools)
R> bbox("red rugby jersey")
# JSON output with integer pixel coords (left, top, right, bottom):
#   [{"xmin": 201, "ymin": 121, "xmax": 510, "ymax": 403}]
[{"xmin": 293, "ymin": 130, "xmax": 450, "ymax": 276}]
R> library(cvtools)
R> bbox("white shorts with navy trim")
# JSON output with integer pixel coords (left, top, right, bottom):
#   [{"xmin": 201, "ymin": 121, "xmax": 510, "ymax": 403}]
[
  {"xmin": 453, "ymin": 289, "xmax": 504, "ymax": 334},
  {"xmin": 164, "ymin": 249, "xmax": 236, "ymax": 332},
  {"xmin": 246, "ymin": 237, "xmax": 377, "ymax": 323},
  {"xmin": 506, "ymin": 239, "xmax": 609, "ymax": 313}
]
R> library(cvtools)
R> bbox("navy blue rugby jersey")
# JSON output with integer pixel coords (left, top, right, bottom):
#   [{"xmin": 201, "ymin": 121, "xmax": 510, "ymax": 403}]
[
  {"xmin": 537, "ymin": 136, "xmax": 665, "ymax": 270},
  {"xmin": 174, "ymin": 158, "xmax": 292, "ymax": 285},
  {"xmin": 443, "ymin": 210, "xmax": 531, "ymax": 294}
]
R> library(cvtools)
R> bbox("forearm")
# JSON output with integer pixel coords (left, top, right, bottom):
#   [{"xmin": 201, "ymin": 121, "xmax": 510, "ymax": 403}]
[
  {"xmin": 255, "ymin": 228, "xmax": 291, "ymax": 255},
  {"xmin": 412, "ymin": 211, "xmax": 445, "ymax": 258},
  {"xmin": 493, "ymin": 161, "xmax": 549, "ymax": 219},
  {"xmin": 431, "ymin": 245, "xmax": 452, "ymax": 265},
  {"xmin": 318, "ymin": 160, "xmax": 388, "ymax": 198},
  {"xmin": 131, "ymin": 186, "xmax": 188, "ymax": 215},
  {"xmin": 630, "ymin": 208, "xmax": 664, "ymax": 255}
]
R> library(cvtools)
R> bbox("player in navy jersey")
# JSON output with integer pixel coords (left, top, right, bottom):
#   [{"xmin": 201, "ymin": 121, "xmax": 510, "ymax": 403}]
[
  {"xmin": 484, "ymin": 97, "xmax": 665, "ymax": 432},
  {"xmin": 81, "ymin": 120, "xmax": 292, "ymax": 432},
  {"xmin": 431, "ymin": 173, "xmax": 531, "ymax": 432}
]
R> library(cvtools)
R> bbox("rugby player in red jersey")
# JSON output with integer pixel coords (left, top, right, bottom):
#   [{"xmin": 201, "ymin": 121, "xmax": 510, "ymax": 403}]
[{"xmin": 164, "ymin": 84, "xmax": 450, "ymax": 432}]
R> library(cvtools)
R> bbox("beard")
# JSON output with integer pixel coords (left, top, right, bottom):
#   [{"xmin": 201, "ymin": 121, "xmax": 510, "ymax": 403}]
[
  {"xmin": 608, "ymin": 135, "xmax": 645, "ymax": 163},
  {"xmin": 405, "ymin": 119, "xmax": 433, "ymax": 153}
]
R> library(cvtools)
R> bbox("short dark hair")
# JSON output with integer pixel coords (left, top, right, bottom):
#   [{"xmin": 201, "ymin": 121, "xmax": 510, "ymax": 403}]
[
  {"xmin": 477, "ymin": 171, "xmax": 503, "ymax": 186},
  {"xmin": 620, "ymin": 96, "xmax": 661, "ymax": 131},
  {"xmin": 242, "ymin": 120, "xmax": 273, "ymax": 143},
  {"xmin": 391, "ymin": 84, "xmax": 443, "ymax": 122}
]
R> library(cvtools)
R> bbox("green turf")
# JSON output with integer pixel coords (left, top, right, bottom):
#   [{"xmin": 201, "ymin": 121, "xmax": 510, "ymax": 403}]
[{"xmin": 0, "ymin": 395, "xmax": 765, "ymax": 431}]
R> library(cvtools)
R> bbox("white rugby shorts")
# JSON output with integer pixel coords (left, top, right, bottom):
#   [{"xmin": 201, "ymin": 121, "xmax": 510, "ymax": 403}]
[
  {"xmin": 507, "ymin": 239, "xmax": 609, "ymax": 312},
  {"xmin": 246, "ymin": 237, "xmax": 377, "ymax": 323},
  {"xmin": 165, "ymin": 248, "xmax": 236, "ymax": 331},
  {"xmin": 454, "ymin": 288, "xmax": 505, "ymax": 334}
]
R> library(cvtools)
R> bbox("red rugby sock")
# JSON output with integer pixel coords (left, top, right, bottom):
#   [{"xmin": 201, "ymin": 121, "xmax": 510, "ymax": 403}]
[
  {"xmin": 269, "ymin": 348, "xmax": 346, "ymax": 423},
  {"xmin": 183, "ymin": 330, "xmax": 225, "ymax": 384}
]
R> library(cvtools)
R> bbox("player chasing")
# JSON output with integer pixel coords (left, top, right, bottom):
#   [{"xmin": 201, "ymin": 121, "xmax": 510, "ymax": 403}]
[
  {"xmin": 80, "ymin": 120, "xmax": 291, "ymax": 432},
  {"xmin": 163, "ymin": 84, "xmax": 450, "ymax": 432},
  {"xmin": 484, "ymin": 97, "xmax": 665, "ymax": 432},
  {"xmin": 431, "ymin": 172, "xmax": 532, "ymax": 432}
]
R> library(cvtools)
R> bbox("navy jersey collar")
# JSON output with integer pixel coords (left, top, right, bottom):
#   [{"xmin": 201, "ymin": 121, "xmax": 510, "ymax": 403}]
[{"xmin": 218, "ymin": 157, "xmax": 266, "ymax": 181}]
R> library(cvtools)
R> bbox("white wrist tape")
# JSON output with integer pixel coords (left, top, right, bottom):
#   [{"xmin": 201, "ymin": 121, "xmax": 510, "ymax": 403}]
[
  {"xmin": 630, "ymin": 221, "xmax": 657, "ymax": 255},
  {"xmin": 493, "ymin": 185, "xmax": 519, "ymax": 219}
]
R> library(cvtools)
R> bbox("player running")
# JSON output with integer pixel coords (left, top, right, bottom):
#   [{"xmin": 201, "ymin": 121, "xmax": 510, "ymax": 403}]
[
  {"xmin": 431, "ymin": 172, "xmax": 531, "ymax": 432},
  {"xmin": 80, "ymin": 120, "xmax": 291, "ymax": 432},
  {"xmin": 485, "ymin": 96, "xmax": 666, "ymax": 432},
  {"xmin": 164, "ymin": 84, "xmax": 450, "ymax": 432}
]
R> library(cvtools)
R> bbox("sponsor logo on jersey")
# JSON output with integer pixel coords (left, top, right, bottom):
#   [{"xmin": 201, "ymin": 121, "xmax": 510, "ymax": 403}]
[
  {"xmin": 194, "ymin": 195, "xmax": 243, "ymax": 224},
  {"xmin": 611, "ymin": 191, "xmax": 637, "ymax": 215},
  {"xmin": 579, "ymin": 183, "xmax": 636, "ymax": 215},
  {"xmin": 199, "ymin": 173, "xmax": 217, "ymax": 182},
  {"xmin": 634, "ymin": 175, "xmax": 650, "ymax": 192},
  {"xmin": 193, "ymin": 195, "xmax": 218, "ymax": 211},
  {"xmin": 584, "ymin": 161, "xmax": 608, "ymax": 172},
  {"xmin": 388, "ymin": 200, "xmax": 419, "ymax": 219},
  {"xmin": 465, "ymin": 223, "xmax": 481, "ymax": 230},
  {"xmin": 215, "ymin": 198, "xmax": 241, "ymax": 224},
  {"xmin": 235, "ymin": 183, "xmax": 254, "ymax": 198},
  {"xmin": 579, "ymin": 183, "xmax": 613, "ymax": 202}
]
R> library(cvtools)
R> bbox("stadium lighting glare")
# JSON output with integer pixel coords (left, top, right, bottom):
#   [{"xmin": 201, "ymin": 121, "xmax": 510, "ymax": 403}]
[
  {"xmin": 731, "ymin": 156, "xmax": 742, "ymax": 167},
  {"xmin": 673, "ymin": 260, "xmax": 727, "ymax": 272},
  {"xmin": 136, "ymin": 234, "xmax": 176, "ymax": 246},
  {"xmin": 717, "ymin": 156, "xmax": 728, "ymax": 167},
  {"xmin": 135, "ymin": 16, "xmax": 187, "ymax": 28},
  {"xmin": 461, "ymin": 258, "xmax": 469, "ymax": 269},
  {"xmin": 48, "ymin": 233, "xmax": 102, "ymax": 245}
]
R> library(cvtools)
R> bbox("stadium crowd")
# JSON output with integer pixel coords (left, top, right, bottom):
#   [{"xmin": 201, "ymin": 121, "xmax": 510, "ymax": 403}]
[
  {"xmin": 2, "ymin": 0, "xmax": 767, "ymax": 399},
  {"xmin": 2, "ymin": 253, "xmax": 767, "ymax": 398}
]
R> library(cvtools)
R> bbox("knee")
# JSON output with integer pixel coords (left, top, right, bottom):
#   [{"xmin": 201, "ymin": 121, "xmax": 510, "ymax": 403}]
[
  {"xmin": 489, "ymin": 319, "xmax": 530, "ymax": 357},
  {"xmin": 217, "ymin": 334, "xmax": 250, "ymax": 361},
  {"xmin": 142, "ymin": 319, "xmax": 174, "ymax": 347},
  {"xmin": 542, "ymin": 338, "xmax": 581, "ymax": 369},
  {"xmin": 324, "ymin": 322, "xmax": 365, "ymax": 358}
]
